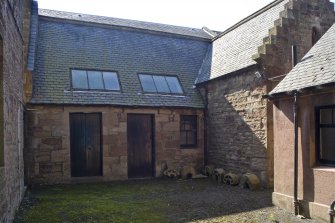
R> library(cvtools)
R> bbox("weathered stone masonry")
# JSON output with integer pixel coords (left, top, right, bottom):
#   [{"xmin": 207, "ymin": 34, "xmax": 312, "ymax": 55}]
[
  {"xmin": 200, "ymin": 67, "xmax": 269, "ymax": 185},
  {"xmin": 25, "ymin": 105, "xmax": 204, "ymax": 184},
  {"xmin": 199, "ymin": 0, "xmax": 335, "ymax": 188},
  {"xmin": 0, "ymin": 0, "xmax": 32, "ymax": 222}
]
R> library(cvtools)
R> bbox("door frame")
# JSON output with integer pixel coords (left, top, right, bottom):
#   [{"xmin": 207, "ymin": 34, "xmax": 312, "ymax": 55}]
[
  {"xmin": 69, "ymin": 112, "xmax": 103, "ymax": 177},
  {"xmin": 127, "ymin": 113, "xmax": 155, "ymax": 178}
]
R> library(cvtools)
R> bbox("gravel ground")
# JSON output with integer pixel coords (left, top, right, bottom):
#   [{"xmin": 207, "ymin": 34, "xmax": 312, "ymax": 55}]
[{"xmin": 162, "ymin": 179, "xmax": 318, "ymax": 223}]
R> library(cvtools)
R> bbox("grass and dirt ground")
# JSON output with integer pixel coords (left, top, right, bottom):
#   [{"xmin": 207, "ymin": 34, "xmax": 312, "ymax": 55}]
[{"xmin": 14, "ymin": 179, "xmax": 318, "ymax": 223}]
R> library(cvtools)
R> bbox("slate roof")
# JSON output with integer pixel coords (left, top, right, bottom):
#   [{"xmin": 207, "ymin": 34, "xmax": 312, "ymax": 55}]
[
  {"xmin": 269, "ymin": 23, "xmax": 335, "ymax": 95},
  {"xmin": 38, "ymin": 9, "xmax": 214, "ymax": 40},
  {"xmin": 31, "ymin": 11, "xmax": 210, "ymax": 108},
  {"xmin": 196, "ymin": 0, "xmax": 289, "ymax": 84},
  {"xmin": 27, "ymin": 0, "xmax": 38, "ymax": 71}
]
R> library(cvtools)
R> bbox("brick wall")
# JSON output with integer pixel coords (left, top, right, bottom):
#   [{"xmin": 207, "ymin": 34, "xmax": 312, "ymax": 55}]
[
  {"xmin": 25, "ymin": 105, "xmax": 204, "ymax": 184},
  {"xmin": 0, "ymin": 0, "xmax": 31, "ymax": 222}
]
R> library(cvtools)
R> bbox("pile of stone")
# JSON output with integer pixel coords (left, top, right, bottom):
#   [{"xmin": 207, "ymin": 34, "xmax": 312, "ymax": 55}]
[
  {"xmin": 204, "ymin": 165, "xmax": 261, "ymax": 191},
  {"xmin": 163, "ymin": 166, "xmax": 207, "ymax": 180}
]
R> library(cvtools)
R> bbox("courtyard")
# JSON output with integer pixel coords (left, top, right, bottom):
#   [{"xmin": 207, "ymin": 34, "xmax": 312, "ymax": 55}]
[{"xmin": 14, "ymin": 179, "xmax": 318, "ymax": 223}]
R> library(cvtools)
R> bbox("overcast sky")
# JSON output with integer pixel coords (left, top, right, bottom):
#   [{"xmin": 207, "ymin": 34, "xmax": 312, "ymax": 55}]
[{"xmin": 38, "ymin": 0, "xmax": 335, "ymax": 31}]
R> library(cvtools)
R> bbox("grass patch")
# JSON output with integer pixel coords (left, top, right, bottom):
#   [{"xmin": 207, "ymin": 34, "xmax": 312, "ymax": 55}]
[
  {"xmin": 15, "ymin": 180, "xmax": 169, "ymax": 223},
  {"xmin": 15, "ymin": 179, "xmax": 284, "ymax": 223}
]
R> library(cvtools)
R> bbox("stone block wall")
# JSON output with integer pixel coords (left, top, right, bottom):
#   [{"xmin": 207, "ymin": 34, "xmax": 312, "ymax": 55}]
[
  {"xmin": 200, "ymin": 0, "xmax": 335, "ymax": 188},
  {"xmin": 0, "ymin": 0, "xmax": 31, "ymax": 222},
  {"xmin": 254, "ymin": 0, "xmax": 335, "ymax": 82},
  {"xmin": 201, "ymin": 67, "xmax": 270, "ymax": 186},
  {"xmin": 25, "ymin": 105, "xmax": 204, "ymax": 184}
]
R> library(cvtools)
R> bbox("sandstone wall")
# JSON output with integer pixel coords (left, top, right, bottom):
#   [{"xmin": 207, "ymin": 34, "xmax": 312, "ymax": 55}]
[
  {"xmin": 0, "ymin": 0, "xmax": 31, "ymax": 222},
  {"xmin": 254, "ymin": 0, "xmax": 335, "ymax": 85},
  {"xmin": 201, "ymin": 0, "xmax": 335, "ymax": 188},
  {"xmin": 201, "ymin": 67, "xmax": 270, "ymax": 185},
  {"xmin": 272, "ymin": 90, "xmax": 335, "ymax": 222},
  {"xmin": 25, "ymin": 105, "xmax": 204, "ymax": 184}
]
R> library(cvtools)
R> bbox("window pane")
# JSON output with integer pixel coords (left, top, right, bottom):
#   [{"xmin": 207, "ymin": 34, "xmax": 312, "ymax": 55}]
[
  {"xmin": 87, "ymin": 71, "xmax": 104, "ymax": 89},
  {"xmin": 320, "ymin": 108, "xmax": 332, "ymax": 124},
  {"xmin": 183, "ymin": 121, "xmax": 191, "ymax": 131},
  {"xmin": 139, "ymin": 74, "xmax": 157, "ymax": 92},
  {"xmin": 187, "ymin": 132, "xmax": 196, "ymax": 145},
  {"xmin": 166, "ymin": 76, "xmax": 183, "ymax": 93},
  {"xmin": 72, "ymin": 70, "xmax": 88, "ymax": 89},
  {"xmin": 103, "ymin": 72, "xmax": 120, "ymax": 91},
  {"xmin": 153, "ymin": 76, "xmax": 170, "ymax": 93},
  {"xmin": 180, "ymin": 115, "xmax": 197, "ymax": 147},
  {"xmin": 320, "ymin": 128, "xmax": 335, "ymax": 162},
  {"xmin": 180, "ymin": 132, "xmax": 187, "ymax": 145}
]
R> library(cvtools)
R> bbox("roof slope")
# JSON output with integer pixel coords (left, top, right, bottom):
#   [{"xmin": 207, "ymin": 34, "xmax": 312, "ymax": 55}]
[
  {"xmin": 270, "ymin": 23, "xmax": 335, "ymax": 95},
  {"xmin": 39, "ymin": 9, "xmax": 213, "ymax": 40},
  {"xmin": 31, "ymin": 15, "xmax": 209, "ymax": 108},
  {"xmin": 196, "ymin": 0, "xmax": 289, "ymax": 84}
]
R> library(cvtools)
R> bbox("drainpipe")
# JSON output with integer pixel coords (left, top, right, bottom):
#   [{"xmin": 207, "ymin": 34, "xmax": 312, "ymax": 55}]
[
  {"xmin": 204, "ymin": 85, "xmax": 209, "ymax": 166},
  {"xmin": 292, "ymin": 45, "xmax": 300, "ymax": 216},
  {"xmin": 293, "ymin": 91, "xmax": 299, "ymax": 215},
  {"xmin": 330, "ymin": 200, "xmax": 335, "ymax": 223}
]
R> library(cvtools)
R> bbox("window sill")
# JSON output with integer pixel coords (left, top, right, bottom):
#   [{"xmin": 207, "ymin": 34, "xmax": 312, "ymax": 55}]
[
  {"xmin": 180, "ymin": 147, "xmax": 197, "ymax": 150},
  {"xmin": 64, "ymin": 90, "xmax": 121, "ymax": 94},
  {"xmin": 138, "ymin": 92, "xmax": 187, "ymax": 98},
  {"xmin": 312, "ymin": 166, "xmax": 335, "ymax": 173}
]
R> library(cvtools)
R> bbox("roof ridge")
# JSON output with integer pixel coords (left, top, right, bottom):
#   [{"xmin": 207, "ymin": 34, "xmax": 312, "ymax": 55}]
[
  {"xmin": 38, "ymin": 8, "xmax": 213, "ymax": 40},
  {"xmin": 213, "ymin": 0, "xmax": 285, "ymax": 41}
]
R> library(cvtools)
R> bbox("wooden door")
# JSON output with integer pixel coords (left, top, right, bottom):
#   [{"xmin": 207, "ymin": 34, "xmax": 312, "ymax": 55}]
[
  {"xmin": 127, "ymin": 114, "xmax": 154, "ymax": 178},
  {"xmin": 70, "ymin": 113, "xmax": 102, "ymax": 177}
]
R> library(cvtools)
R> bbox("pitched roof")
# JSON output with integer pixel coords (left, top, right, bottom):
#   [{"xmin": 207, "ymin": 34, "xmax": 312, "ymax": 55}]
[
  {"xmin": 27, "ymin": 0, "xmax": 38, "ymax": 71},
  {"xmin": 38, "ymin": 9, "xmax": 214, "ymax": 40},
  {"xmin": 31, "ymin": 13, "xmax": 209, "ymax": 108},
  {"xmin": 196, "ymin": 0, "xmax": 289, "ymax": 84},
  {"xmin": 269, "ymin": 23, "xmax": 335, "ymax": 95}
]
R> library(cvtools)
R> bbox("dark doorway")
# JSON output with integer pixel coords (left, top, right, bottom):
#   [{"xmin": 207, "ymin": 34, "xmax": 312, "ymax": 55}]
[
  {"xmin": 127, "ymin": 114, "xmax": 154, "ymax": 178},
  {"xmin": 70, "ymin": 113, "xmax": 102, "ymax": 177}
]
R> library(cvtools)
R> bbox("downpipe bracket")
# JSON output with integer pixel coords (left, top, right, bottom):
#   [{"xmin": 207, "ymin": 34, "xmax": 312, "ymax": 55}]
[
  {"xmin": 330, "ymin": 200, "xmax": 335, "ymax": 223},
  {"xmin": 293, "ymin": 200, "xmax": 300, "ymax": 216}
]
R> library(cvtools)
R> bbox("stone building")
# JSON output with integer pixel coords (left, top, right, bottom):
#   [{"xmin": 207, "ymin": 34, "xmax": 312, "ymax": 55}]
[
  {"xmin": 23, "ymin": 0, "xmax": 335, "ymax": 187},
  {"xmin": 24, "ymin": 8, "xmax": 211, "ymax": 184},
  {"xmin": 0, "ymin": 0, "xmax": 32, "ymax": 222},
  {"xmin": 1, "ymin": 0, "xmax": 335, "ymax": 221},
  {"xmin": 269, "ymin": 23, "xmax": 335, "ymax": 222},
  {"xmin": 196, "ymin": 0, "xmax": 335, "ymax": 187}
]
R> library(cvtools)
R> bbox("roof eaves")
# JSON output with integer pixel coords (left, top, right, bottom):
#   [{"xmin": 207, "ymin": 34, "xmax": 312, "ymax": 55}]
[
  {"xmin": 26, "ymin": 101, "xmax": 205, "ymax": 109},
  {"xmin": 213, "ymin": 0, "xmax": 285, "ymax": 41},
  {"xmin": 195, "ymin": 64, "xmax": 259, "ymax": 86},
  {"xmin": 268, "ymin": 82, "xmax": 335, "ymax": 99}
]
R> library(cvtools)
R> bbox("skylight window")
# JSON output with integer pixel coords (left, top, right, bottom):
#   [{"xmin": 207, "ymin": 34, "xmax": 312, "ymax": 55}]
[
  {"xmin": 139, "ymin": 74, "xmax": 183, "ymax": 94},
  {"xmin": 71, "ymin": 69, "xmax": 120, "ymax": 91}
]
